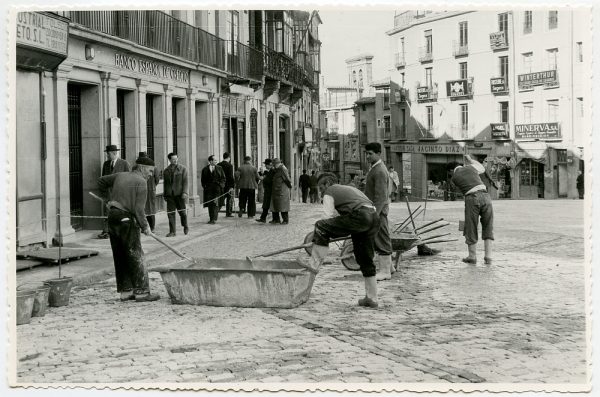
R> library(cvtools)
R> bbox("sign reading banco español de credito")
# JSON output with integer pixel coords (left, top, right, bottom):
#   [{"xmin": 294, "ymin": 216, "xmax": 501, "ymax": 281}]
[
  {"xmin": 16, "ymin": 12, "xmax": 68, "ymax": 56},
  {"xmin": 114, "ymin": 53, "xmax": 189, "ymax": 83},
  {"xmin": 390, "ymin": 144, "xmax": 466, "ymax": 154}
]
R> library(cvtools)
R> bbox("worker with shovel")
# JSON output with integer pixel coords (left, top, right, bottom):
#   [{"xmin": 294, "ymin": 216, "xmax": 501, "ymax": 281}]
[
  {"xmin": 307, "ymin": 181, "xmax": 381, "ymax": 308},
  {"xmin": 97, "ymin": 156, "xmax": 160, "ymax": 302}
]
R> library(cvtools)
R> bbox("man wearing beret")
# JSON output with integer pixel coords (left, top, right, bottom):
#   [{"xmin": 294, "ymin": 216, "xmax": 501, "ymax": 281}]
[
  {"xmin": 97, "ymin": 155, "xmax": 160, "ymax": 302},
  {"xmin": 98, "ymin": 144, "xmax": 130, "ymax": 239}
]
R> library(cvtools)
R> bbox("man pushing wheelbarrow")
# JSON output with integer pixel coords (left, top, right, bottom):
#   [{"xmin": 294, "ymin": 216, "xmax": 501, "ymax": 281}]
[{"xmin": 303, "ymin": 180, "xmax": 381, "ymax": 309}]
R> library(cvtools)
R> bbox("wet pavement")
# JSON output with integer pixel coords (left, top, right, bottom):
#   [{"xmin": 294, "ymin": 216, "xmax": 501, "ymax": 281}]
[{"xmin": 13, "ymin": 199, "xmax": 588, "ymax": 389}]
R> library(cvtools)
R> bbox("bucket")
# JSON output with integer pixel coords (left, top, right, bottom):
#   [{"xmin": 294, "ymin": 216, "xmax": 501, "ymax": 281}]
[
  {"xmin": 32, "ymin": 285, "xmax": 51, "ymax": 317},
  {"xmin": 44, "ymin": 277, "xmax": 73, "ymax": 307},
  {"xmin": 16, "ymin": 290, "xmax": 36, "ymax": 325},
  {"xmin": 458, "ymin": 220, "xmax": 465, "ymax": 232}
]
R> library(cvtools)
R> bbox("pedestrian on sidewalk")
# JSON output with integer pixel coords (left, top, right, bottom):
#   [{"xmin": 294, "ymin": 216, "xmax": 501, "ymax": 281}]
[
  {"xmin": 307, "ymin": 181, "xmax": 380, "ymax": 308},
  {"xmin": 201, "ymin": 155, "xmax": 225, "ymax": 224},
  {"xmin": 256, "ymin": 159, "xmax": 274, "ymax": 223},
  {"xmin": 97, "ymin": 156, "xmax": 160, "ymax": 302},
  {"xmin": 138, "ymin": 152, "xmax": 159, "ymax": 232},
  {"xmin": 451, "ymin": 154, "xmax": 495, "ymax": 265},
  {"xmin": 218, "ymin": 152, "xmax": 235, "ymax": 217},
  {"xmin": 389, "ymin": 166, "xmax": 400, "ymax": 203},
  {"xmin": 299, "ymin": 169, "xmax": 311, "ymax": 203},
  {"xmin": 237, "ymin": 155, "xmax": 260, "ymax": 218},
  {"xmin": 257, "ymin": 166, "xmax": 265, "ymax": 203},
  {"xmin": 163, "ymin": 153, "xmax": 189, "ymax": 237},
  {"xmin": 98, "ymin": 144, "xmax": 130, "ymax": 239},
  {"xmin": 309, "ymin": 170, "xmax": 319, "ymax": 203},
  {"xmin": 270, "ymin": 158, "xmax": 292, "ymax": 224},
  {"xmin": 577, "ymin": 170, "xmax": 584, "ymax": 199}
]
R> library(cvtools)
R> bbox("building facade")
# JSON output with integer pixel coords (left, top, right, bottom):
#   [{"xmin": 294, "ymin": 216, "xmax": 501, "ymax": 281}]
[
  {"xmin": 15, "ymin": 10, "xmax": 321, "ymax": 248},
  {"xmin": 386, "ymin": 9, "xmax": 590, "ymax": 200}
]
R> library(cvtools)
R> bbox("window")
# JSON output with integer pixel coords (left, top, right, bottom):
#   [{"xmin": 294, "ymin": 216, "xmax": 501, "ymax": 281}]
[
  {"xmin": 383, "ymin": 87, "xmax": 390, "ymax": 109},
  {"xmin": 117, "ymin": 90, "xmax": 126, "ymax": 160},
  {"xmin": 250, "ymin": 109, "xmax": 258, "ymax": 161},
  {"xmin": 549, "ymin": 10, "xmax": 558, "ymax": 30},
  {"xmin": 425, "ymin": 29, "xmax": 433, "ymax": 54},
  {"xmin": 459, "ymin": 21, "xmax": 468, "ymax": 46},
  {"xmin": 577, "ymin": 42, "xmax": 583, "ymax": 62},
  {"xmin": 546, "ymin": 48, "xmax": 558, "ymax": 70},
  {"xmin": 265, "ymin": 11, "xmax": 293, "ymax": 56},
  {"xmin": 577, "ymin": 97, "xmax": 584, "ymax": 117},
  {"xmin": 400, "ymin": 72, "xmax": 405, "ymax": 87},
  {"xmin": 499, "ymin": 56, "xmax": 509, "ymax": 79},
  {"xmin": 399, "ymin": 37, "xmax": 405, "ymax": 56},
  {"xmin": 460, "ymin": 104, "xmax": 469, "ymax": 130},
  {"xmin": 522, "ymin": 52, "xmax": 533, "ymax": 73},
  {"xmin": 523, "ymin": 102, "xmax": 533, "ymax": 123},
  {"xmin": 359, "ymin": 69, "xmax": 363, "ymax": 88},
  {"xmin": 352, "ymin": 70, "xmax": 357, "ymax": 85},
  {"xmin": 547, "ymin": 99, "xmax": 559, "ymax": 122},
  {"xmin": 459, "ymin": 62, "xmax": 468, "ymax": 79},
  {"xmin": 524, "ymin": 10, "xmax": 532, "ymax": 34},
  {"xmin": 520, "ymin": 159, "xmax": 539, "ymax": 186},
  {"xmin": 384, "ymin": 116, "xmax": 391, "ymax": 135},
  {"xmin": 500, "ymin": 101, "xmax": 509, "ymax": 122},
  {"xmin": 267, "ymin": 111, "xmax": 274, "ymax": 158},
  {"xmin": 498, "ymin": 12, "xmax": 509, "ymax": 32},
  {"xmin": 425, "ymin": 67, "xmax": 433, "ymax": 88},
  {"xmin": 226, "ymin": 11, "xmax": 239, "ymax": 55},
  {"xmin": 426, "ymin": 106, "xmax": 433, "ymax": 130}
]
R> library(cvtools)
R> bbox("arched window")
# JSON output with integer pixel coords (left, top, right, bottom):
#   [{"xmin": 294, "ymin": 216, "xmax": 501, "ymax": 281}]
[
  {"xmin": 359, "ymin": 69, "xmax": 363, "ymax": 88},
  {"xmin": 352, "ymin": 70, "xmax": 357, "ymax": 85},
  {"xmin": 267, "ymin": 111, "xmax": 274, "ymax": 158},
  {"xmin": 250, "ymin": 109, "xmax": 258, "ymax": 165}
]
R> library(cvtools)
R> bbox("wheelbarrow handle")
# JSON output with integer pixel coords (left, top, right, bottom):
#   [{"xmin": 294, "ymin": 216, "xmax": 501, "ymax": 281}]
[
  {"xmin": 149, "ymin": 233, "xmax": 193, "ymax": 262},
  {"xmin": 418, "ymin": 232, "xmax": 452, "ymax": 244},
  {"xmin": 417, "ymin": 222, "xmax": 450, "ymax": 236},
  {"xmin": 253, "ymin": 243, "xmax": 312, "ymax": 259},
  {"xmin": 414, "ymin": 218, "xmax": 445, "ymax": 232}
]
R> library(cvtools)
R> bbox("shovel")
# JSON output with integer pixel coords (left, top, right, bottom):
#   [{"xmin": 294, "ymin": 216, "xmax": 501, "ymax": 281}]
[{"xmin": 246, "ymin": 243, "xmax": 321, "ymax": 274}]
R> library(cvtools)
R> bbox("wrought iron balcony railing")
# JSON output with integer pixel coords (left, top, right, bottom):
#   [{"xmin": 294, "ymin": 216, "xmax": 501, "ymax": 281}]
[
  {"xmin": 69, "ymin": 10, "xmax": 226, "ymax": 70},
  {"xmin": 394, "ymin": 52, "xmax": 406, "ymax": 68},
  {"xmin": 451, "ymin": 124, "xmax": 476, "ymax": 140},
  {"xmin": 262, "ymin": 45, "xmax": 305, "ymax": 88},
  {"xmin": 418, "ymin": 46, "xmax": 433, "ymax": 63},
  {"xmin": 452, "ymin": 41, "xmax": 469, "ymax": 57},
  {"xmin": 225, "ymin": 40, "xmax": 263, "ymax": 82}
]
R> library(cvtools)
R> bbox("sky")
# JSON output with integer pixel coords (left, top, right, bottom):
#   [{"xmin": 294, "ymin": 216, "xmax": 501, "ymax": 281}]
[{"xmin": 317, "ymin": 10, "xmax": 395, "ymax": 87}]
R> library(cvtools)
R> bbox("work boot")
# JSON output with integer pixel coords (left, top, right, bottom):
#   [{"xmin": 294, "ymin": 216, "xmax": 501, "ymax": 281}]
[
  {"xmin": 184, "ymin": 226, "xmax": 189, "ymax": 235},
  {"xmin": 135, "ymin": 293, "xmax": 160, "ymax": 302},
  {"xmin": 417, "ymin": 244, "xmax": 441, "ymax": 256},
  {"xmin": 462, "ymin": 243, "xmax": 477, "ymax": 264},
  {"xmin": 376, "ymin": 255, "xmax": 393, "ymax": 281},
  {"xmin": 166, "ymin": 232, "xmax": 176, "ymax": 237},
  {"xmin": 484, "ymin": 239, "xmax": 493, "ymax": 265},
  {"xmin": 358, "ymin": 276, "xmax": 378, "ymax": 308},
  {"xmin": 119, "ymin": 291, "xmax": 135, "ymax": 301}
]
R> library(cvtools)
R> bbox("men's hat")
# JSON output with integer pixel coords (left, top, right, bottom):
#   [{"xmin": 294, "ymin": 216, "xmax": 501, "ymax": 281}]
[
  {"xmin": 138, "ymin": 151, "xmax": 147, "ymax": 158},
  {"xmin": 105, "ymin": 144, "xmax": 119, "ymax": 152},
  {"xmin": 272, "ymin": 158, "xmax": 281, "ymax": 164},
  {"xmin": 263, "ymin": 158, "xmax": 272, "ymax": 165},
  {"xmin": 136, "ymin": 156, "xmax": 155, "ymax": 166}
]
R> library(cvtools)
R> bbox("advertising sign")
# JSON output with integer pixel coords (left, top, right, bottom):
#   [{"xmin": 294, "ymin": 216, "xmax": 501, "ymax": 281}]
[
  {"xmin": 489, "ymin": 31, "xmax": 508, "ymax": 49},
  {"xmin": 490, "ymin": 77, "xmax": 507, "ymax": 93},
  {"xmin": 514, "ymin": 122, "xmax": 561, "ymax": 140},
  {"xmin": 16, "ymin": 12, "xmax": 68, "ymax": 56},
  {"xmin": 490, "ymin": 123, "xmax": 509, "ymax": 139},
  {"xmin": 446, "ymin": 79, "xmax": 469, "ymax": 98},
  {"xmin": 390, "ymin": 143, "xmax": 465, "ymax": 154},
  {"xmin": 518, "ymin": 70, "xmax": 558, "ymax": 90},
  {"xmin": 416, "ymin": 86, "xmax": 430, "ymax": 100}
]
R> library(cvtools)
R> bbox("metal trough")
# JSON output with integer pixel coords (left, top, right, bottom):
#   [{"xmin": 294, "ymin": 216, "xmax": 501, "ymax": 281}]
[{"xmin": 155, "ymin": 258, "xmax": 316, "ymax": 308}]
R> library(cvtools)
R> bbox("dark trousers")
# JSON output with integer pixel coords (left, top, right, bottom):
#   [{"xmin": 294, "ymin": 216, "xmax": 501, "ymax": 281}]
[
  {"xmin": 272, "ymin": 211, "xmax": 288, "ymax": 223},
  {"xmin": 238, "ymin": 188, "xmax": 256, "ymax": 217},
  {"xmin": 301, "ymin": 188, "xmax": 309, "ymax": 203},
  {"xmin": 309, "ymin": 188, "xmax": 319, "ymax": 203},
  {"xmin": 107, "ymin": 208, "xmax": 149, "ymax": 294},
  {"xmin": 165, "ymin": 196, "xmax": 188, "ymax": 233},
  {"xmin": 259, "ymin": 193, "xmax": 272, "ymax": 221},
  {"xmin": 220, "ymin": 190, "xmax": 234, "ymax": 215},
  {"xmin": 463, "ymin": 191, "xmax": 494, "ymax": 245},
  {"xmin": 207, "ymin": 202, "xmax": 219, "ymax": 222},
  {"xmin": 313, "ymin": 207, "xmax": 379, "ymax": 277},
  {"xmin": 146, "ymin": 215, "xmax": 155, "ymax": 231}
]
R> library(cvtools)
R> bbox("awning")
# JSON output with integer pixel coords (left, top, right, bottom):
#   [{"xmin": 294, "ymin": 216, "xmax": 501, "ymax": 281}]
[
  {"xmin": 229, "ymin": 84, "xmax": 255, "ymax": 96},
  {"xmin": 514, "ymin": 141, "xmax": 548, "ymax": 164}
]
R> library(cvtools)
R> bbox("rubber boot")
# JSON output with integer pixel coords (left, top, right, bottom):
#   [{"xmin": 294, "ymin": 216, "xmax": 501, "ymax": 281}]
[
  {"xmin": 462, "ymin": 244, "xmax": 477, "ymax": 264},
  {"xmin": 376, "ymin": 255, "xmax": 393, "ymax": 281},
  {"xmin": 484, "ymin": 239, "xmax": 492, "ymax": 265},
  {"xmin": 358, "ymin": 276, "xmax": 379, "ymax": 308}
]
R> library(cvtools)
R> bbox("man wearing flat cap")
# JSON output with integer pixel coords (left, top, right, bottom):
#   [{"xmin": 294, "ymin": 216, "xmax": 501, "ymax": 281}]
[
  {"xmin": 97, "ymin": 155, "xmax": 160, "ymax": 302},
  {"xmin": 98, "ymin": 144, "xmax": 130, "ymax": 239}
]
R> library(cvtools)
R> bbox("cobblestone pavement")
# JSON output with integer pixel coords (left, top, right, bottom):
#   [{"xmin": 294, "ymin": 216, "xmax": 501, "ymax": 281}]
[{"xmin": 15, "ymin": 200, "xmax": 588, "ymax": 388}]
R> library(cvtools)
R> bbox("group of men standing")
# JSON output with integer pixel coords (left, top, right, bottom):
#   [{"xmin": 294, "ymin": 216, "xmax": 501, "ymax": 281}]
[{"xmin": 298, "ymin": 169, "xmax": 320, "ymax": 204}]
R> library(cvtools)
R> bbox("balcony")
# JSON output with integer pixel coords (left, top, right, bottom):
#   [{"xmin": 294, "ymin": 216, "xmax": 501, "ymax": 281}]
[
  {"xmin": 418, "ymin": 125, "xmax": 438, "ymax": 140},
  {"xmin": 69, "ymin": 10, "xmax": 226, "ymax": 70},
  {"xmin": 393, "ymin": 125, "xmax": 407, "ymax": 140},
  {"xmin": 452, "ymin": 41, "xmax": 469, "ymax": 57},
  {"xmin": 416, "ymin": 85, "xmax": 438, "ymax": 102},
  {"xmin": 225, "ymin": 41, "xmax": 263, "ymax": 82},
  {"xmin": 418, "ymin": 46, "xmax": 433, "ymax": 63},
  {"xmin": 489, "ymin": 31, "xmax": 509, "ymax": 51},
  {"xmin": 262, "ymin": 45, "xmax": 305, "ymax": 88},
  {"xmin": 451, "ymin": 124, "xmax": 476, "ymax": 140},
  {"xmin": 394, "ymin": 52, "xmax": 406, "ymax": 68},
  {"xmin": 383, "ymin": 128, "xmax": 391, "ymax": 141}
]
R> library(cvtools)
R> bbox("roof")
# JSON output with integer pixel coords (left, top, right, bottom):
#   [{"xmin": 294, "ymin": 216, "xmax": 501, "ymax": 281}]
[
  {"xmin": 344, "ymin": 53, "xmax": 374, "ymax": 63},
  {"xmin": 371, "ymin": 77, "xmax": 391, "ymax": 88},
  {"xmin": 355, "ymin": 96, "xmax": 376, "ymax": 104},
  {"xmin": 325, "ymin": 85, "xmax": 358, "ymax": 91}
]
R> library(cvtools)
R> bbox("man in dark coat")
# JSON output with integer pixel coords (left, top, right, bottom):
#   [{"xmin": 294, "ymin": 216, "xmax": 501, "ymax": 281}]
[
  {"xmin": 201, "ymin": 155, "xmax": 225, "ymax": 224},
  {"xmin": 97, "ymin": 156, "xmax": 160, "ymax": 302},
  {"xmin": 138, "ymin": 152, "xmax": 159, "ymax": 232},
  {"xmin": 218, "ymin": 152, "xmax": 235, "ymax": 217},
  {"xmin": 270, "ymin": 158, "xmax": 292, "ymax": 224},
  {"xmin": 98, "ymin": 144, "xmax": 130, "ymax": 239},
  {"xmin": 163, "ymin": 153, "xmax": 189, "ymax": 237},
  {"xmin": 299, "ymin": 169, "xmax": 311, "ymax": 203},
  {"xmin": 256, "ymin": 159, "xmax": 274, "ymax": 223},
  {"xmin": 237, "ymin": 156, "xmax": 260, "ymax": 218},
  {"xmin": 309, "ymin": 170, "xmax": 319, "ymax": 204}
]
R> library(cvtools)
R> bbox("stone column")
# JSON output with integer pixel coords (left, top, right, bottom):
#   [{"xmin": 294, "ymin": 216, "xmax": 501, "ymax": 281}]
[
  {"xmin": 163, "ymin": 84, "xmax": 173, "ymax": 157},
  {"xmin": 52, "ymin": 64, "xmax": 76, "ymax": 243},
  {"xmin": 100, "ymin": 72, "xmax": 120, "ymax": 146},
  {"xmin": 185, "ymin": 88, "xmax": 200, "ymax": 216},
  {"xmin": 135, "ymin": 79, "xmax": 147, "ymax": 155}
]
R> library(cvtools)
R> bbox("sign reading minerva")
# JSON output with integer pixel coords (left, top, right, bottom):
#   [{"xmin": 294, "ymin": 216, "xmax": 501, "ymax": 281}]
[
  {"xmin": 390, "ymin": 144, "xmax": 465, "ymax": 154},
  {"xmin": 114, "ymin": 53, "xmax": 190, "ymax": 83},
  {"xmin": 16, "ymin": 12, "xmax": 68, "ymax": 55},
  {"xmin": 515, "ymin": 122, "xmax": 561, "ymax": 140}
]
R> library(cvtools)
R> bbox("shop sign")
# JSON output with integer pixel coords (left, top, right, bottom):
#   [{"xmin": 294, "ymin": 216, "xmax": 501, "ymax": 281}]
[
  {"xmin": 515, "ymin": 122, "xmax": 561, "ymax": 140},
  {"xmin": 390, "ymin": 143, "xmax": 465, "ymax": 154},
  {"xmin": 114, "ymin": 53, "xmax": 189, "ymax": 83},
  {"xmin": 490, "ymin": 77, "xmax": 507, "ymax": 93},
  {"xmin": 16, "ymin": 12, "xmax": 68, "ymax": 56},
  {"xmin": 446, "ymin": 79, "xmax": 469, "ymax": 98},
  {"xmin": 416, "ymin": 86, "xmax": 431, "ymax": 100},
  {"xmin": 490, "ymin": 123, "xmax": 510, "ymax": 139},
  {"xmin": 518, "ymin": 70, "xmax": 558, "ymax": 90},
  {"xmin": 489, "ymin": 31, "xmax": 508, "ymax": 49}
]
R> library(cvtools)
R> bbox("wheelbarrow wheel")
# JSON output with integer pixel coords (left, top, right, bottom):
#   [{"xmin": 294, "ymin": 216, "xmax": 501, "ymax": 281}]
[
  {"xmin": 340, "ymin": 243, "xmax": 361, "ymax": 271},
  {"xmin": 303, "ymin": 231, "xmax": 314, "ymax": 255}
]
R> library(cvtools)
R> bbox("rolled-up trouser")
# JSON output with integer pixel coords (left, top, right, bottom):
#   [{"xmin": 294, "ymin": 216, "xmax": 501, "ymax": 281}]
[
  {"xmin": 313, "ymin": 207, "xmax": 380, "ymax": 277},
  {"xmin": 374, "ymin": 211, "xmax": 393, "ymax": 256},
  {"xmin": 463, "ymin": 191, "xmax": 494, "ymax": 245},
  {"xmin": 107, "ymin": 207, "xmax": 149, "ymax": 294}
]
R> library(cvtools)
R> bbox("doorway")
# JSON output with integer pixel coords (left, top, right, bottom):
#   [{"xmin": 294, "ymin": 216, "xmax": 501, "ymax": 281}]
[
  {"xmin": 519, "ymin": 159, "xmax": 544, "ymax": 199},
  {"xmin": 67, "ymin": 84, "xmax": 83, "ymax": 230}
]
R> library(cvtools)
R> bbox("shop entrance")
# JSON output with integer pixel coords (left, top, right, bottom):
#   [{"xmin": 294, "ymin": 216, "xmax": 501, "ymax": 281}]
[
  {"xmin": 519, "ymin": 159, "xmax": 544, "ymax": 199},
  {"xmin": 426, "ymin": 163, "xmax": 447, "ymax": 200},
  {"xmin": 67, "ymin": 84, "xmax": 83, "ymax": 230}
]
